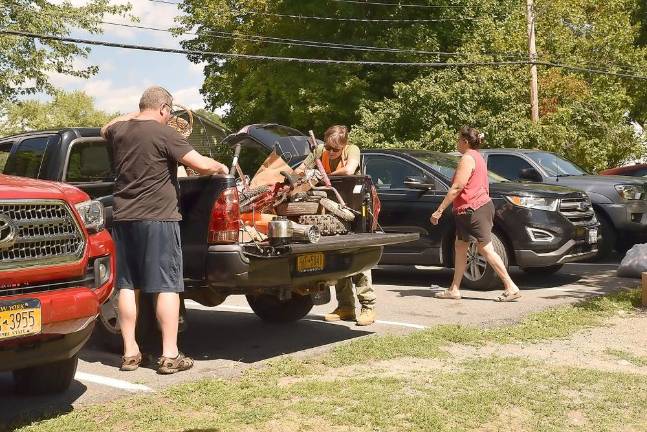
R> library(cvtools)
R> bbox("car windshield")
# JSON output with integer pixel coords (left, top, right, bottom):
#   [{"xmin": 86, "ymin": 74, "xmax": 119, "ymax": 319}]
[
  {"xmin": 412, "ymin": 152, "xmax": 508, "ymax": 183},
  {"xmin": 526, "ymin": 152, "xmax": 588, "ymax": 176}
]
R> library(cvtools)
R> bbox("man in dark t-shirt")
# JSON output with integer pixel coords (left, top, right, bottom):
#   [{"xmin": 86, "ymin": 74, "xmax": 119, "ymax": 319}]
[{"xmin": 101, "ymin": 86, "xmax": 228, "ymax": 374}]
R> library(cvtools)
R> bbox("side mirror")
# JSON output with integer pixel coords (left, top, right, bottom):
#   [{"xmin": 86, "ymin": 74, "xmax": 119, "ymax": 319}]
[
  {"xmin": 404, "ymin": 176, "xmax": 435, "ymax": 190},
  {"xmin": 519, "ymin": 167, "xmax": 542, "ymax": 182}
]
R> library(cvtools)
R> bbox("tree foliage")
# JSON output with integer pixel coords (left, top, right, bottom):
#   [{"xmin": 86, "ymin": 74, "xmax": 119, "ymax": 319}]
[
  {"xmin": 0, "ymin": 90, "xmax": 116, "ymax": 136},
  {"xmin": 178, "ymin": 0, "xmax": 482, "ymax": 131},
  {"xmin": 0, "ymin": 1, "xmax": 130, "ymax": 101},
  {"xmin": 180, "ymin": 0, "xmax": 646, "ymax": 170},
  {"xmin": 354, "ymin": 0, "xmax": 647, "ymax": 171}
]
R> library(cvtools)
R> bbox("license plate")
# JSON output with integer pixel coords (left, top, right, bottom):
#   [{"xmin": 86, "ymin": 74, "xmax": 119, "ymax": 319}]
[
  {"xmin": 0, "ymin": 299, "xmax": 42, "ymax": 341},
  {"xmin": 296, "ymin": 253, "xmax": 325, "ymax": 273},
  {"xmin": 588, "ymin": 228, "xmax": 598, "ymax": 244}
]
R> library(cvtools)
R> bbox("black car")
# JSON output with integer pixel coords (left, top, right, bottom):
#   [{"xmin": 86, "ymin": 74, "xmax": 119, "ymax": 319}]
[
  {"xmin": 359, "ymin": 150, "xmax": 599, "ymax": 289},
  {"xmin": 479, "ymin": 149, "xmax": 647, "ymax": 257}
]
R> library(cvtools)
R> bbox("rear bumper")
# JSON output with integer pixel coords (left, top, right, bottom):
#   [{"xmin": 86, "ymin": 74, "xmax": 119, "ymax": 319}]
[
  {"xmin": 515, "ymin": 239, "xmax": 597, "ymax": 268},
  {"xmin": 0, "ymin": 318, "xmax": 95, "ymax": 372},
  {"xmin": 205, "ymin": 233, "xmax": 418, "ymax": 291}
]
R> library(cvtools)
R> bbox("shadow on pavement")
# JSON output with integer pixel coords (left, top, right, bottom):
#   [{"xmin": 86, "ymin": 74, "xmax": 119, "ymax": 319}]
[
  {"xmin": 82, "ymin": 309, "xmax": 370, "ymax": 368},
  {"xmin": 0, "ymin": 374, "xmax": 87, "ymax": 431}
]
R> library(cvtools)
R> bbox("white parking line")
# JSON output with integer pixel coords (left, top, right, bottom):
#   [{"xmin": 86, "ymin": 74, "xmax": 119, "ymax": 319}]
[
  {"xmin": 75, "ymin": 372, "xmax": 154, "ymax": 393},
  {"xmin": 209, "ymin": 303, "xmax": 428, "ymax": 330}
]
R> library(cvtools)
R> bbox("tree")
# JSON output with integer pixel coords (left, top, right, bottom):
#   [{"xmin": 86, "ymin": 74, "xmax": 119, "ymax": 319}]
[
  {"xmin": 0, "ymin": 90, "xmax": 117, "ymax": 136},
  {"xmin": 354, "ymin": 0, "xmax": 647, "ymax": 171},
  {"xmin": 178, "ymin": 0, "xmax": 480, "ymax": 131},
  {"xmin": 0, "ymin": 1, "xmax": 130, "ymax": 101}
]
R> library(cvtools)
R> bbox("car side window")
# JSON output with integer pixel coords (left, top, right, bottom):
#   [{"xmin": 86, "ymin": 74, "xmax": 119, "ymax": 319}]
[
  {"xmin": 487, "ymin": 154, "xmax": 535, "ymax": 181},
  {"xmin": 365, "ymin": 156, "xmax": 424, "ymax": 189},
  {"xmin": 66, "ymin": 140, "xmax": 115, "ymax": 183},
  {"xmin": 3, "ymin": 136, "xmax": 51, "ymax": 179},
  {"xmin": 0, "ymin": 141, "xmax": 12, "ymax": 173}
]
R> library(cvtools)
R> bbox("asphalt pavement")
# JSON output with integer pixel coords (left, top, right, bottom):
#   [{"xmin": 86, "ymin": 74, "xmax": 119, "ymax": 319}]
[{"xmin": 0, "ymin": 258, "xmax": 633, "ymax": 429}]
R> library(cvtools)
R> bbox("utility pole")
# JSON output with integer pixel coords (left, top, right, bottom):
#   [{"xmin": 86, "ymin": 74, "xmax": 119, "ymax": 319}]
[{"xmin": 526, "ymin": 0, "xmax": 539, "ymax": 123}]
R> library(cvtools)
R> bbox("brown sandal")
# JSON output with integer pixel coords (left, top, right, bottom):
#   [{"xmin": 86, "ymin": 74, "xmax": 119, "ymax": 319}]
[
  {"xmin": 120, "ymin": 352, "xmax": 143, "ymax": 371},
  {"xmin": 157, "ymin": 352, "xmax": 194, "ymax": 375}
]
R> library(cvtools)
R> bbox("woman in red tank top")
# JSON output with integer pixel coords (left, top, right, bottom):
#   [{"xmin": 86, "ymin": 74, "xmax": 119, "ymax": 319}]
[{"xmin": 430, "ymin": 127, "xmax": 520, "ymax": 302}]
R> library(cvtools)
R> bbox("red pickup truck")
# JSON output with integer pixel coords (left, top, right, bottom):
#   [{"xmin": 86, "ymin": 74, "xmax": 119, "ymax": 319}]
[{"xmin": 0, "ymin": 174, "xmax": 114, "ymax": 394}]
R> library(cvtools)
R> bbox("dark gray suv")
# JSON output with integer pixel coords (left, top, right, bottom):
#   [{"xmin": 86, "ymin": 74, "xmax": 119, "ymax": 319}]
[{"xmin": 481, "ymin": 149, "xmax": 647, "ymax": 257}]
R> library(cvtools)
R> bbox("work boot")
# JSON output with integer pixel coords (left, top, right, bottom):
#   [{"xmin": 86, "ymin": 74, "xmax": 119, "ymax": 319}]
[
  {"xmin": 356, "ymin": 307, "xmax": 376, "ymax": 326},
  {"xmin": 324, "ymin": 306, "xmax": 356, "ymax": 322}
]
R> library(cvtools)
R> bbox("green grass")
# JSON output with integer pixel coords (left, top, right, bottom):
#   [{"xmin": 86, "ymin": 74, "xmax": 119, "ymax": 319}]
[
  {"xmin": 18, "ymin": 357, "xmax": 647, "ymax": 432},
  {"xmin": 320, "ymin": 288, "xmax": 642, "ymax": 367},
  {"xmin": 13, "ymin": 288, "xmax": 646, "ymax": 432},
  {"xmin": 605, "ymin": 348, "xmax": 647, "ymax": 367}
]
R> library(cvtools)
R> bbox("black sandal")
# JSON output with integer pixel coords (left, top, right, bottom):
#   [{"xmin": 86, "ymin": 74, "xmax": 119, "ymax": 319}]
[{"xmin": 157, "ymin": 352, "xmax": 194, "ymax": 375}]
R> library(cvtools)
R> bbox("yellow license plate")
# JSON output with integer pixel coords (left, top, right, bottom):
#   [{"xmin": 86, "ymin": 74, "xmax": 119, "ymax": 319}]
[
  {"xmin": 0, "ymin": 299, "xmax": 42, "ymax": 341},
  {"xmin": 297, "ymin": 253, "xmax": 325, "ymax": 273}
]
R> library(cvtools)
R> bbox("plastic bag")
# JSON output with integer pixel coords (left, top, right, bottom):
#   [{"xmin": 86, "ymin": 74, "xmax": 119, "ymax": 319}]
[{"xmin": 617, "ymin": 243, "xmax": 647, "ymax": 278}]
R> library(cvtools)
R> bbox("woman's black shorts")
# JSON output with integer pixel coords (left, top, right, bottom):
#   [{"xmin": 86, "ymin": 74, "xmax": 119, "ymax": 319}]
[
  {"xmin": 454, "ymin": 200, "xmax": 495, "ymax": 244},
  {"xmin": 112, "ymin": 221, "xmax": 184, "ymax": 293}
]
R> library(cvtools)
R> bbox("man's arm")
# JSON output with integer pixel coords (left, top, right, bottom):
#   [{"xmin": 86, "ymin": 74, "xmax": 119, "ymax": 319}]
[
  {"xmin": 180, "ymin": 150, "xmax": 228, "ymax": 175},
  {"xmin": 100, "ymin": 111, "xmax": 139, "ymax": 139}
]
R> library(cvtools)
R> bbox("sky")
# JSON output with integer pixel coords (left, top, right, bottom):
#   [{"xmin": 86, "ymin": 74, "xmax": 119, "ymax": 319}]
[{"xmin": 45, "ymin": 0, "xmax": 213, "ymax": 115}]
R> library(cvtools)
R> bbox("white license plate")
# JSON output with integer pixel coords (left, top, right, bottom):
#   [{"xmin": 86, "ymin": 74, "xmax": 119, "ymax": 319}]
[{"xmin": 588, "ymin": 228, "xmax": 598, "ymax": 244}]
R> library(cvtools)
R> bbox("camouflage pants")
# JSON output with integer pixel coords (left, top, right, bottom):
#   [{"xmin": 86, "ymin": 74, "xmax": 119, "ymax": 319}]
[{"xmin": 335, "ymin": 270, "xmax": 376, "ymax": 310}]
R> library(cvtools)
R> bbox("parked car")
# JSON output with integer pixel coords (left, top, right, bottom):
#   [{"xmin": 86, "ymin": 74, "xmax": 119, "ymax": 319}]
[
  {"xmin": 0, "ymin": 127, "xmax": 417, "ymax": 351},
  {"xmin": 291, "ymin": 149, "xmax": 598, "ymax": 289},
  {"xmin": 600, "ymin": 163, "xmax": 647, "ymax": 177},
  {"xmin": 479, "ymin": 149, "xmax": 647, "ymax": 257},
  {"xmin": 0, "ymin": 174, "xmax": 114, "ymax": 394}
]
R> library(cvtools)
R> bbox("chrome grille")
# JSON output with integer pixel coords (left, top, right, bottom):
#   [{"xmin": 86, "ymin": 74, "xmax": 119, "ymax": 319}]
[
  {"xmin": 559, "ymin": 196, "xmax": 596, "ymax": 226},
  {"xmin": 0, "ymin": 200, "xmax": 85, "ymax": 270}
]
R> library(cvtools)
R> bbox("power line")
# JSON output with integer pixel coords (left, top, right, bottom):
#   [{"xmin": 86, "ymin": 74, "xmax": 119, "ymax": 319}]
[
  {"xmin": 326, "ymin": 0, "xmax": 467, "ymax": 9},
  {"xmin": 2, "ymin": 29, "xmax": 646, "ymax": 80},
  {"xmin": 0, "ymin": 28, "xmax": 526, "ymax": 67},
  {"xmin": 238, "ymin": 11, "xmax": 474, "ymax": 22},
  {"xmin": 99, "ymin": 20, "xmax": 526, "ymax": 59},
  {"xmin": 147, "ymin": 0, "xmax": 468, "ymax": 9},
  {"xmin": 145, "ymin": 0, "xmax": 474, "ymax": 22}
]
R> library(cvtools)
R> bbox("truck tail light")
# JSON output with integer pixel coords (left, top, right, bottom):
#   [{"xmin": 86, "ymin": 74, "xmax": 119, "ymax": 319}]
[{"xmin": 208, "ymin": 186, "xmax": 240, "ymax": 244}]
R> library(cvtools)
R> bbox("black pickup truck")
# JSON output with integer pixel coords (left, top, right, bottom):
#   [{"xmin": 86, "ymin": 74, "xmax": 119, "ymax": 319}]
[{"xmin": 0, "ymin": 127, "xmax": 417, "ymax": 349}]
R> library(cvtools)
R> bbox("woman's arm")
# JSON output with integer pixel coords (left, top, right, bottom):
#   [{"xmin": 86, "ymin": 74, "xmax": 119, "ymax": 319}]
[{"xmin": 430, "ymin": 154, "xmax": 475, "ymax": 225}]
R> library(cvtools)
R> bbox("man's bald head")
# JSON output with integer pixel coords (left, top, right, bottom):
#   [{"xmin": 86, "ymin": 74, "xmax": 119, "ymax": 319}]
[{"xmin": 139, "ymin": 86, "xmax": 173, "ymax": 111}]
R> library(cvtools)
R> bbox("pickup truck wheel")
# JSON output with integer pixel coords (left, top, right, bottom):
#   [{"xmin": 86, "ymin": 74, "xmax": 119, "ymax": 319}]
[
  {"xmin": 246, "ymin": 293, "xmax": 314, "ymax": 323},
  {"xmin": 462, "ymin": 233, "xmax": 509, "ymax": 290},
  {"xmin": 94, "ymin": 290, "xmax": 154, "ymax": 353},
  {"xmin": 521, "ymin": 264, "xmax": 563, "ymax": 275},
  {"xmin": 13, "ymin": 355, "xmax": 78, "ymax": 395},
  {"xmin": 594, "ymin": 211, "xmax": 616, "ymax": 260}
]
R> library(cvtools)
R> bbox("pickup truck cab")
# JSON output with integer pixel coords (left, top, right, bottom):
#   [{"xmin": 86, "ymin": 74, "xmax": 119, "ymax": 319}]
[
  {"xmin": 480, "ymin": 149, "xmax": 647, "ymax": 257},
  {"xmin": 0, "ymin": 127, "xmax": 416, "ymax": 350},
  {"xmin": 0, "ymin": 174, "xmax": 114, "ymax": 394}
]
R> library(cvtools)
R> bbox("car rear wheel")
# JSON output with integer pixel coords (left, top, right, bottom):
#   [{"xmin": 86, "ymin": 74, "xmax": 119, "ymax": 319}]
[
  {"xmin": 521, "ymin": 264, "xmax": 563, "ymax": 275},
  {"xmin": 246, "ymin": 293, "xmax": 314, "ymax": 323},
  {"xmin": 461, "ymin": 232, "xmax": 509, "ymax": 290},
  {"xmin": 13, "ymin": 355, "xmax": 78, "ymax": 395}
]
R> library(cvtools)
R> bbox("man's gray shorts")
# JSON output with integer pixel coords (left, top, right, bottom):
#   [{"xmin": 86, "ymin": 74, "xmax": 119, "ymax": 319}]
[{"xmin": 112, "ymin": 221, "xmax": 184, "ymax": 293}]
